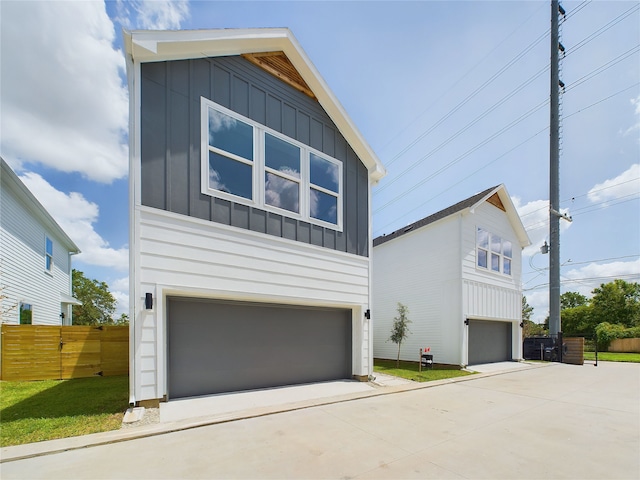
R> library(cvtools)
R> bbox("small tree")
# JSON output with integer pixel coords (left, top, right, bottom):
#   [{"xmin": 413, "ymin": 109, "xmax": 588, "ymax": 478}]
[{"xmin": 389, "ymin": 303, "xmax": 411, "ymax": 367}]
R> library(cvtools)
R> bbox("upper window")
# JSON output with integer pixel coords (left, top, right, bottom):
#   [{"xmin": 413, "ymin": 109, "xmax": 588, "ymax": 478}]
[
  {"xmin": 45, "ymin": 236, "xmax": 53, "ymax": 272},
  {"xmin": 477, "ymin": 228, "xmax": 512, "ymax": 276},
  {"xmin": 201, "ymin": 99, "xmax": 343, "ymax": 230}
]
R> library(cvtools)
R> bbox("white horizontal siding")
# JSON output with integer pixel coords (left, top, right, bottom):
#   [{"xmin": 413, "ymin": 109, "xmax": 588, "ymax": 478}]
[
  {"xmin": 373, "ymin": 214, "xmax": 463, "ymax": 366},
  {"xmin": 134, "ymin": 206, "xmax": 370, "ymax": 400},
  {"xmin": 1, "ymin": 185, "xmax": 72, "ymax": 326}
]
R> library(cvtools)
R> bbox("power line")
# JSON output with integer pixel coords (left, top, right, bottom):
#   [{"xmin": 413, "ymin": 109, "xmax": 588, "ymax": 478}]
[
  {"xmin": 373, "ymin": 82, "xmax": 639, "ymax": 237},
  {"xmin": 377, "ymin": 2, "xmax": 548, "ymax": 162},
  {"xmin": 378, "ymin": 18, "xmax": 551, "ymax": 170}
]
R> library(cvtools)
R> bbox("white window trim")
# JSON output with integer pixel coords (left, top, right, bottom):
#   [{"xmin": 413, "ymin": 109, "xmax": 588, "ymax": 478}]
[
  {"xmin": 45, "ymin": 235, "xmax": 54, "ymax": 273},
  {"xmin": 476, "ymin": 226, "xmax": 512, "ymax": 276},
  {"xmin": 201, "ymin": 97, "xmax": 343, "ymax": 231}
]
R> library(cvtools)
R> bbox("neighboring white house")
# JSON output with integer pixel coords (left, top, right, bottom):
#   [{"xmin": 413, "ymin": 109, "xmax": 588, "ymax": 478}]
[
  {"xmin": 0, "ymin": 158, "xmax": 81, "ymax": 326},
  {"xmin": 124, "ymin": 28, "xmax": 386, "ymax": 405},
  {"xmin": 373, "ymin": 185, "xmax": 530, "ymax": 366}
]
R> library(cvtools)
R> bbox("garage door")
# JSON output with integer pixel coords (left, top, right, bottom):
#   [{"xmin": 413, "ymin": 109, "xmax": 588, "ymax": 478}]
[
  {"xmin": 468, "ymin": 319, "xmax": 512, "ymax": 365},
  {"xmin": 167, "ymin": 297, "xmax": 352, "ymax": 399}
]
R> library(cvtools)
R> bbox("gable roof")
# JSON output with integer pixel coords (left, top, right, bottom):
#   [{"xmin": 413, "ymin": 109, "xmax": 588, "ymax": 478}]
[
  {"xmin": 1, "ymin": 158, "xmax": 80, "ymax": 254},
  {"xmin": 373, "ymin": 184, "xmax": 531, "ymax": 248},
  {"xmin": 123, "ymin": 28, "xmax": 386, "ymax": 184}
]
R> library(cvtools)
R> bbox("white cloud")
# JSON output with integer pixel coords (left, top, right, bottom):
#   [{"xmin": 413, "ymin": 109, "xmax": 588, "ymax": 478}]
[
  {"xmin": 0, "ymin": 1, "xmax": 128, "ymax": 183},
  {"xmin": 562, "ymin": 259, "xmax": 640, "ymax": 298},
  {"xmin": 117, "ymin": 0, "xmax": 190, "ymax": 30},
  {"xmin": 623, "ymin": 94, "xmax": 640, "ymax": 138},
  {"xmin": 19, "ymin": 172, "xmax": 128, "ymax": 271},
  {"xmin": 512, "ymin": 196, "xmax": 572, "ymax": 257},
  {"xmin": 587, "ymin": 163, "xmax": 640, "ymax": 204},
  {"xmin": 110, "ymin": 276, "xmax": 130, "ymax": 316}
]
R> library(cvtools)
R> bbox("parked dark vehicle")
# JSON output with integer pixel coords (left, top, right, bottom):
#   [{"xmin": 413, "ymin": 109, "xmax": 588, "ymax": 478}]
[{"xmin": 523, "ymin": 336, "xmax": 556, "ymax": 360}]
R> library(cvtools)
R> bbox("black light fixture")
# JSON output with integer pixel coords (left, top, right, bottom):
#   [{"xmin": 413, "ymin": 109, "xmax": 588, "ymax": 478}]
[
  {"xmin": 145, "ymin": 293, "xmax": 153, "ymax": 310},
  {"xmin": 60, "ymin": 312, "xmax": 65, "ymax": 319},
  {"xmin": 364, "ymin": 309, "xmax": 371, "ymax": 319},
  {"xmin": 520, "ymin": 322, "xmax": 524, "ymax": 328},
  {"xmin": 464, "ymin": 318, "xmax": 469, "ymax": 326}
]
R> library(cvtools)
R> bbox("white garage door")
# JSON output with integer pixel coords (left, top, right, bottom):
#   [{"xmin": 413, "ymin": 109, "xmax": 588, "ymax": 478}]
[{"xmin": 167, "ymin": 297, "xmax": 353, "ymax": 399}]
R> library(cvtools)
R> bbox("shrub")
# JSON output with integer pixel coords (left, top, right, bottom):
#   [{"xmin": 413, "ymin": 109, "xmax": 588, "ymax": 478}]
[{"xmin": 595, "ymin": 322, "xmax": 640, "ymax": 350}]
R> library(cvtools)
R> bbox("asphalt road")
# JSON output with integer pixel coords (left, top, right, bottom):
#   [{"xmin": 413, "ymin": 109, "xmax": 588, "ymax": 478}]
[{"xmin": 1, "ymin": 362, "xmax": 638, "ymax": 479}]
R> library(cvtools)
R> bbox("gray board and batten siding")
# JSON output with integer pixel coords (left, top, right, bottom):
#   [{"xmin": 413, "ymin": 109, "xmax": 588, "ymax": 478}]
[{"xmin": 141, "ymin": 55, "xmax": 370, "ymax": 257}]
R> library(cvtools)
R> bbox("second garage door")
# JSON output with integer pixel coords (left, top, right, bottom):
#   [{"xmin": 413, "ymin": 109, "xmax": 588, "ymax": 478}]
[
  {"xmin": 167, "ymin": 297, "xmax": 353, "ymax": 399},
  {"xmin": 468, "ymin": 319, "xmax": 512, "ymax": 365}
]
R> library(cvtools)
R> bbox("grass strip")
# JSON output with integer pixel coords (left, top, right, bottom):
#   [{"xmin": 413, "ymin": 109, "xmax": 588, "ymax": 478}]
[
  {"xmin": 374, "ymin": 359, "xmax": 474, "ymax": 382},
  {"xmin": 1, "ymin": 375, "xmax": 129, "ymax": 447}
]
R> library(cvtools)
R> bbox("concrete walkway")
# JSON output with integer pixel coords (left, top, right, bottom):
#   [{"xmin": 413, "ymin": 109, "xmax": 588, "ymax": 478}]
[{"xmin": 2, "ymin": 361, "xmax": 638, "ymax": 479}]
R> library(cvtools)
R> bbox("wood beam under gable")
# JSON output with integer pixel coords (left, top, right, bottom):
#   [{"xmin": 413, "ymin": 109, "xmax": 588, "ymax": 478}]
[
  {"xmin": 486, "ymin": 192, "xmax": 506, "ymax": 212},
  {"xmin": 242, "ymin": 51, "xmax": 317, "ymax": 100}
]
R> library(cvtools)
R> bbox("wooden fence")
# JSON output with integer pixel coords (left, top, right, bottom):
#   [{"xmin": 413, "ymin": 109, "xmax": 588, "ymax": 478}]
[
  {"xmin": 562, "ymin": 337, "xmax": 584, "ymax": 365},
  {"xmin": 608, "ymin": 338, "xmax": 640, "ymax": 353},
  {"xmin": 0, "ymin": 325, "xmax": 128, "ymax": 381}
]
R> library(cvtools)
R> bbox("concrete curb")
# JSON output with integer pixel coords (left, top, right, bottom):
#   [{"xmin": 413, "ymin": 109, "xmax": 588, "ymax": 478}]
[{"xmin": 0, "ymin": 362, "xmax": 549, "ymax": 463}]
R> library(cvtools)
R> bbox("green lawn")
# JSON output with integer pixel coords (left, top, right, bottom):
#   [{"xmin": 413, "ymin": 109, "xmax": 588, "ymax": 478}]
[
  {"xmin": 374, "ymin": 359, "xmax": 474, "ymax": 382},
  {"xmin": 584, "ymin": 351, "xmax": 640, "ymax": 363},
  {"xmin": 0, "ymin": 376, "xmax": 129, "ymax": 447}
]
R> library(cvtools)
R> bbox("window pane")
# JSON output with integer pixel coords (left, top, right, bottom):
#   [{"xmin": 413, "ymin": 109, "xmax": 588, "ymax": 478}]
[
  {"xmin": 265, "ymin": 172, "xmax": 299, "ymax": 213},
  {"xmin": 504, "ymin": 258, "xmax": 512, "ymax": 275},
  {"xmin": 478, "ymin": 249, "xmax": 488, "ymax": 268},
  {"xmin": 208, "ymin": 108, "xmax": 253, "ymax": 160},
  {"xmin": 491, "ymin": 253, "xmax": 500, "ymax": 272},
  {"xmin": 491, "ymin": 234, "xmax": 501, "ymax": 253},
  {"xmin": 477, "ymin": 228, "xmax": 489, "ymax": 248},
  {"xmin": 46, "ymin": 237, "xmax": 53, "ymax": 255},
  {"xmin": 209, "ymin": 151, "xmax": 252, "ymax": 200},
  {"xmin": 310, "ymin": 188, "xmax": 338, "ymax": 224},
  {"xmin": 46, "ymin": 256, "xmax": 53, "ymax": 271},
  {"xmin": 503, "ymin": 240, "xmax": 512, "ymax": 258},
  {"xmin": 265, "ymin": 134, "xmax": 300, "ymax": 178},
  {"xmin": 310, "ymin": 153, "xmax": 339, "ymax": 193}
]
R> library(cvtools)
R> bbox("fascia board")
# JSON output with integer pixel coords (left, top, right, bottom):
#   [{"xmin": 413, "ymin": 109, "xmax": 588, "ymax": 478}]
[{"xmin": 126, "ymin": 28, "xmax": 386, "ymax": 183}]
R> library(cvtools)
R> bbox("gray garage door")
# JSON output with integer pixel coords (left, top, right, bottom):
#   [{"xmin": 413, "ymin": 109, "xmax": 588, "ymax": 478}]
[
  {"xmin": 468, "ymin": 319, "xmax": 512, "ymax": 365},
  {"xmin": 167, "ymin": 297, "xmax": 352, "ymax": 399}
]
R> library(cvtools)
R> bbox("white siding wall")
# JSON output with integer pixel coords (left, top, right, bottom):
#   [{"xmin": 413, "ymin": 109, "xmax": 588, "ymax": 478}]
[
  {"xmin": 1, "ymin": 185, "xmax": 72, "ymax": 325},
  {"xmin": 373, "ymin": 215, "xmax": 463, "ymax": 366},
  {"xmin": 133, "ymin": 207, "xmax": 371, "ymax": 401}
]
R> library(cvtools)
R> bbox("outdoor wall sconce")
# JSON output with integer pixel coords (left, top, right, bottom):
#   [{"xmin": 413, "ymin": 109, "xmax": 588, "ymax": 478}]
[
  {"xmin": 60, "ymin": 312, "xmax": 65, "ymax": 319},
  {"xmin": 145, "ymin": 293, "xmax": 153, "ymax": 310},
  {"xmin": 520, "ymin": 322, "xmax": 524, "ymax": 328},
  {"xmin": 464, "ymin": 318, "xmax": 469, "ymax": 326},
  {"xmin": 364, "ymin": 309, "xmax": 371, "ymax": 319}
]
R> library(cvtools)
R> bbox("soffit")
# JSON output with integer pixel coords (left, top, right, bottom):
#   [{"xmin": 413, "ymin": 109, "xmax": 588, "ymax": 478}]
[{"xmin": 242, "ymin": 52, "xmax": 316, "ymax": 100}]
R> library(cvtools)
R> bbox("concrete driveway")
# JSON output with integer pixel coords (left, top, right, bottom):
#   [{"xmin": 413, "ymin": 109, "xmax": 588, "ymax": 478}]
[{"xmin": 1, "ymin": 362, "xmax": 638, "ymax": 479}]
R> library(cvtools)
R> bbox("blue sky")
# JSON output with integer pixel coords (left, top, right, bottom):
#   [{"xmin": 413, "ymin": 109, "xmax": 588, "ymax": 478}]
[{"xmin": 1, "ymin": 0, "xmax": 638, "ymax": 323}]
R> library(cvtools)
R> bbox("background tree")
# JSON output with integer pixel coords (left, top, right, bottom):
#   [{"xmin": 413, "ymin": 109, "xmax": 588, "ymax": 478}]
[
  {"xmin": 590, "ymin": 280, "xmax": 640, "ymax": 328},
  {"xmin": 389, "ymin": 302, "xmax": 411, "ymax": 367},
  {"xmin": 560, "ymin": 291, "xmax": 588, "ymax": 310},
  {"xmin": 72, "ymin": 269, "xmax": 117, "ymax": 325},
  {"xmin": 522, "ymin": 296, "xmax": 546, "ymax": 337}
]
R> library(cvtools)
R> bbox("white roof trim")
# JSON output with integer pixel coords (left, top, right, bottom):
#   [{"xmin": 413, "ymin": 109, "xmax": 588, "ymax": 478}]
[{"xmin": 124, "ymin": 28, "xmax": 386, "ymax": 183}]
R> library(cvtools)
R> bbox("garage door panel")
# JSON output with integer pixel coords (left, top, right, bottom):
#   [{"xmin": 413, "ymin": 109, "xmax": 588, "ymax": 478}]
[
  {"xmin": 167, "ymin": 297, "xmax": 352, "ymax": 399},
  {"xmin": 468, "ymin": 319, "xmax": 512, "ymax": 365}
]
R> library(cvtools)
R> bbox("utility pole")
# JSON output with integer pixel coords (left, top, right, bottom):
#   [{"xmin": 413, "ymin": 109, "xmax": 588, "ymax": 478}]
[{"xmin": 549, "ymin": 0, "xmax": 565, "ymax": 337}]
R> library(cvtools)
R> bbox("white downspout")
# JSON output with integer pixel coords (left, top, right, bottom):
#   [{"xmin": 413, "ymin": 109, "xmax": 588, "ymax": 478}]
[{"xmin": 125, "ymin": 33, "xmax": 137, "ymax": 407}]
